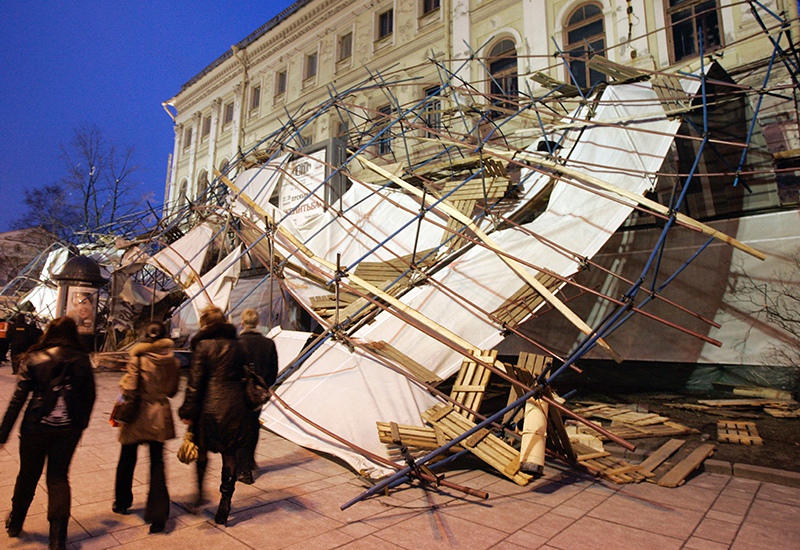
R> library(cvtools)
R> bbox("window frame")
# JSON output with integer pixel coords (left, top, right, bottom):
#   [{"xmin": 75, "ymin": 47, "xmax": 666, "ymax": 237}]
[
  {"xmin": 222, "ymin": 101, "xmax": 235, "ymax": 128},
  {"xmin": 488, "ymin": 39, "xmax": 519, "ymax": 118},
  {"xmin": 665, "ymin": 0, "xmax": 723, "ymax": 64},
  {"xmin": 376, "ymin": 104, "xmax": 393, "ymax": 155},
  {"xmin": 304, "ymin": 51, "xmax": 319, "ymax": 84},
  {"xmin": 183, "ymin": 126, "xmax": 193, "ymax": 150},
  {"xmin": 423, "ymin": 85, "xmax": 442, "ymax": 138},
  {"xmin": 201, "ymin": 115, "xmax": 212, "ymax": 142},
  {"xmin": 377, "ymin": 8, "xmax": 394, "ymax": 41},
  {"xmin": 422, "ymin": 0, "xmax": 440, "ymax": 17},
  {"xmin": 249, "ymin": 84, "xmax": 261, "ymax": 112},
  {"xmin": 338, "ymin": 31, "xmax": 353, "ymax": 63},
  {"xmin": 563, "ymin": 3, "xmax": 607, "ymax": 90},
  {"xmin": 274, "ymin": 69, "xmax": 288, "ymax": 99}
]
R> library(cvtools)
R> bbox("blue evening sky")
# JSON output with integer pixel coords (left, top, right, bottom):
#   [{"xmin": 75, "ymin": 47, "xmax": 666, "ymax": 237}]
[{"xmin": 0, "ymin": 1, "xmax": 295, "ymax": 233}]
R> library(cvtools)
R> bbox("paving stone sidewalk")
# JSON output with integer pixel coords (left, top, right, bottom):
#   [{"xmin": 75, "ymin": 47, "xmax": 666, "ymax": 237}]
[{"xmin": 1, "ymin": 366, "xmax": 798, "ymax": 549}]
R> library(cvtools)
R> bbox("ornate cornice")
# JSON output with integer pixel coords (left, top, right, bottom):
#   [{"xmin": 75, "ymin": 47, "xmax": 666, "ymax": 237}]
[{"xmin": 172, "ymin": 0, "xmax": 358, "ymax": 115}]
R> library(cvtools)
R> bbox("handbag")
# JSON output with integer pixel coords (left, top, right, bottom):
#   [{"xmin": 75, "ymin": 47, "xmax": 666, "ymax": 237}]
[
  {"xmin": 109, "ymin": 358, "xmax": 141, "ymax": 426},
  {"xmin": 244, "ymin": 363, "xmax": 270, "ymax": 410},
  {"xmin": 177, "ymin": 431, "xmax": 198, "ymax": 464}
]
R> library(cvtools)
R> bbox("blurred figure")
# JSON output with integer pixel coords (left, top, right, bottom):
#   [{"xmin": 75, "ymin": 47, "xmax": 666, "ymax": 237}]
[
  {"xmin": 178, "ymin": 306, "xmax": 248, "ymax": 526},
  {"xmin": 112, "ymin": 321, "xmax": 180, "ymax": 534},
  {"xmin": 7, "ymin": 314, "xmax": 43, "ymax": 375},
  {"xmin": 236, "ymin": 308, "xmax": 278, "ymax": 484},
  {"xmin": 0, "ymin": 319, "xmax": 9, "ymax": 363},
  {"xmin": 0, "ymin": 317, "xmax": 96, "ymax": 550}
]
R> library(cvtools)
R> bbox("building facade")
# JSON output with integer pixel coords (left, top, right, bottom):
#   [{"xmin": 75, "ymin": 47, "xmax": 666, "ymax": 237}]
[{"xmin": 164, "ymin": 0, "xmax": 799, "ymax": 217}]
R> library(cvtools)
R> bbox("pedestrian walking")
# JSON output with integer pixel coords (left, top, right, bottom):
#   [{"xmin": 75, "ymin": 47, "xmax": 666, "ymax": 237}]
[
  {"xmin": 0, "ymin": 316, "xmax": 96, "ymax": 550},
  {"xmin": 178, "ymin": 305, "xmax": 249, "ymax": 526},
  {"xmin": 236, "ymin": 308, "xmax": 278, "ymax": 484},
  {"xmin": 112, "ymin": 321, "xmax": 180, "ymax": 534},
  {"xmin": 7, "ymin": 313, "xmax": 43, "ymax": 374}
]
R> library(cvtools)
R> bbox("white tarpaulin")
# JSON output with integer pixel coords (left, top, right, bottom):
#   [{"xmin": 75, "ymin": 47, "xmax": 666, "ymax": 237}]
[
  {"xmin": 187, "ymin": 244, "xmax": 242, "ymax": 318},
  {"xmin": 148, "ymin": 223, "xmax": 215, "ymax": 287},
  {"xmin": 251, "ymin": 81, "xmax": 690, "ymax": 477}
]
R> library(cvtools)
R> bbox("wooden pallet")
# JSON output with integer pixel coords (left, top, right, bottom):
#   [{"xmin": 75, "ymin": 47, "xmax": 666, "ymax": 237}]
[
  {"xmin": 578, "ymin": 455, "xmax": 649, "ymax": 484},
  {"xmin": 657, "ymin": 444, "xmax": 716, "ymax": 488},
  {"xmin": 573, "ymin": 404, "xmax": 669, "ymax": 426},
  {"xmin": 440, "ymin": 175, "xmax": 510, "ymax": 201},
  {"xmin": 502, "ymin": 352, "xmax": 552, "ymax": 425},
  {"xmin": 717, "ymin": 421, "xmax": 763, "ymax": 445},
  {"xmin": 363, "ymin": 340, "xmax": 442, "ymax": 386},
  {"xmin": 638, "ymin": 439, "xmax": 685, "ymax": 477},
  {"xmin": 376, "ymin": 421, "xmax": 460, "ymax": 451},
  {"xmin": 492, "ymin": 272, "xmax": 564, "ymax": 329},
  {"xmin": 571, "ymin": 441, "xmax": 609, "ymax": 461},
  {"xmin": 579, "ymin": 421, "xmax": 695, "ymax": 440},
  {"xmin": 422, "ymin": 403, "xmax": 532, "ymax": 486},
  {"xmin": 449, "ymin": 349, "xmax": 496, "ymax": 421},
  {"xmin": 352, "ymin": 248, "xmax": 437, "ymax": 289}
]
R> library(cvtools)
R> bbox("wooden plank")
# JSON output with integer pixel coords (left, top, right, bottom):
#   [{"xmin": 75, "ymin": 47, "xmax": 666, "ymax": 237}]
[
  {"xmin": 657, "ymin": 444, "xmax": 716, "ymax": 488},
  {"xmin": 638, "ymin": 439, "xmax": 685, "ymax": 475},
  {"xmin": 698, "ymin": 398, "xmax": 797, "ymax": 408}
]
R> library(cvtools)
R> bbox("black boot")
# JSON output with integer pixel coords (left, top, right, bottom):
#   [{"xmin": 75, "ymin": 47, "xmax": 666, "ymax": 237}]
[
  {"xmin": 5, "ymin": 510, "xmax": 23, "ymax": 537},
  {"xmin": 48, "ymin": 518, "xmax": 68, "ymax": 550},
  {"xmin": 214, "ymin": 497, "xmax": 231, "ymax": 526},
  {"xmin": 214, "ymin": 473, "xmax": 235, "ymax": 526}
]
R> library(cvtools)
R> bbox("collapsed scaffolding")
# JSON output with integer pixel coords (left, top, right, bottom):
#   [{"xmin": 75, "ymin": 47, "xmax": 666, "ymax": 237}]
[{"xmin": 3, "ymin": 0, "xmax": 798, "ymax": 506}]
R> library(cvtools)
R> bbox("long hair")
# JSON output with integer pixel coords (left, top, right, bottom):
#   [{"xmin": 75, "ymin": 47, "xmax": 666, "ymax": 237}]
[
  {"xmin": 27, "ymin": 316, "xmax": 84, "ymax": 353},
  {"xmin": 143, "ymin": 321, "xmax": 168, "ymax": 343},
  {"xmin": 199, "ymin": 305, "xmax": 226, "ymax": 329}
]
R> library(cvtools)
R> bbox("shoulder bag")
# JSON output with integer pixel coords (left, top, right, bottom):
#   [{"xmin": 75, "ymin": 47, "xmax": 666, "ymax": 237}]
[
  {"xmin": 110, "ymin": 357, "xmax": 141, "ymax": 426},
  {"xmin": 244, "ymin": 363, "xmax": 270, "ymax": 410}
]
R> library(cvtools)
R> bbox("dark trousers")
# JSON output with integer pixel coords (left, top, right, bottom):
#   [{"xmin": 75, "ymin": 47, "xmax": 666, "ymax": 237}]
[
  {"xmin": 11, "ymin": 429, "xmax": 82, "ymax": 522},
  {"xmin": 114, "ymin": 441, "xmax": 170, "ymax": 524},
  {"xmin": 236, "ymin": 411, "xmax": 260, "ymax": 474},
  {"xmin": 195, "ymin": 450, "xmax": 237, "ymax": 498},
  {"xmin": 11, "ymin": 352, "xmax": 23, "ymax": 374}
]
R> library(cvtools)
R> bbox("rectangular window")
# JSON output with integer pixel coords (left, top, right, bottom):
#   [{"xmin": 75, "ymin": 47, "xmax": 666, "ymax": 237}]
[
  {"xmin": 666, "ymin": 0, "xmax": 722, "ymax": 62},
  {"xmin": 423, "ymin": 86, "xmax": 441, "ymax": 138},
  {"xmin": 222, "ymin": 102, "xmax": 235, "ymax": 127},
  {"xmin": 378, "ymin": 9, "xmax": 393, "ymax": 40},
  {"xmin": 338, "ymin": 32, "xmax": 353, "ymax": 62},
  {"xmin": 183, "ymin": 127, "xmax": 193, "ymax": 150},
  {"xmin": 305, "ymin": 52, "xmax": 318, "ymax": 80},
  {"xmin": 377, "ymin": 104, "xmax": 393, "ymax": 155},
  {"xmin": 275, "ymin": 70, "xmax": 287, "ymax": 97},
  {"xmin": 250, "ymin": 85, "xmax": 261, "ymax": 111},
  {"xmin": 201, "ymin": 115, "xmax": 212, "ymax": 140},
  {"xmin": 422, "ymin": 0, "xmax": 440, "ymax": 16}
]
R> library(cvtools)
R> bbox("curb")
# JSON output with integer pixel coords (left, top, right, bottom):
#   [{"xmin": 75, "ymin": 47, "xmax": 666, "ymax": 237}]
[{"xmin": 704, "ymin": 459, "xmax": 800, "ymax": 488}]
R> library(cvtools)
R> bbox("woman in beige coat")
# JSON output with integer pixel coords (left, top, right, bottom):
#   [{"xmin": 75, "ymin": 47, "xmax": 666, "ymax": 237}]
[{"xmin": 112, "ymin": 322, "xmax": 180, "ymax": 534}]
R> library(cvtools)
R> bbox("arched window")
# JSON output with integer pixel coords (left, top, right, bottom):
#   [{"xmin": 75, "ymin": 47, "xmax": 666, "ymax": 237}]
[
  {"xmin": 488, "ymin": 39, "xmax": 518, "ymax": 116},
  {"xmin": 177, "ymin": 179, "xmax": 188, "ymax": 211},
  {"xmin": 197, "ymin": 170, "xmax": 208, "ymax": 201},
  {"xmin": 564, "ymin": 3, "xmax": 607, "ymax": 89}
]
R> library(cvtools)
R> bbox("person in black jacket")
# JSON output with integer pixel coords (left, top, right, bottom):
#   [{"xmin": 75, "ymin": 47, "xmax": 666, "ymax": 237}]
[
  {"xmin": 236, "ymin": 308, "xmax": 278, "ymax": 485},
  {"xmin": 0, "ymin": 316, "xmax": 96, "ymax": 550},
  {"xmin": 7, "ymin": 313, "xmax": 43, "ymax": 374},
  {"xmin": 178, "ymin": 305, "xmax": 248, "ymax": 526}
]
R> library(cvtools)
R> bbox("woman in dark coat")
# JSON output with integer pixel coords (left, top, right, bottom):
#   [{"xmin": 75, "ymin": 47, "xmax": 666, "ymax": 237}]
[
  {"xmin": 0, "ymin": 316, "xmax": 95, "ymax": 550},
  {"xmin": 178, "ymin": 305, "xmax": 248, "ymax": 526},
  {"xmin": 112, "ymin": 321, "xmax": 180, "ymax": 533}
]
